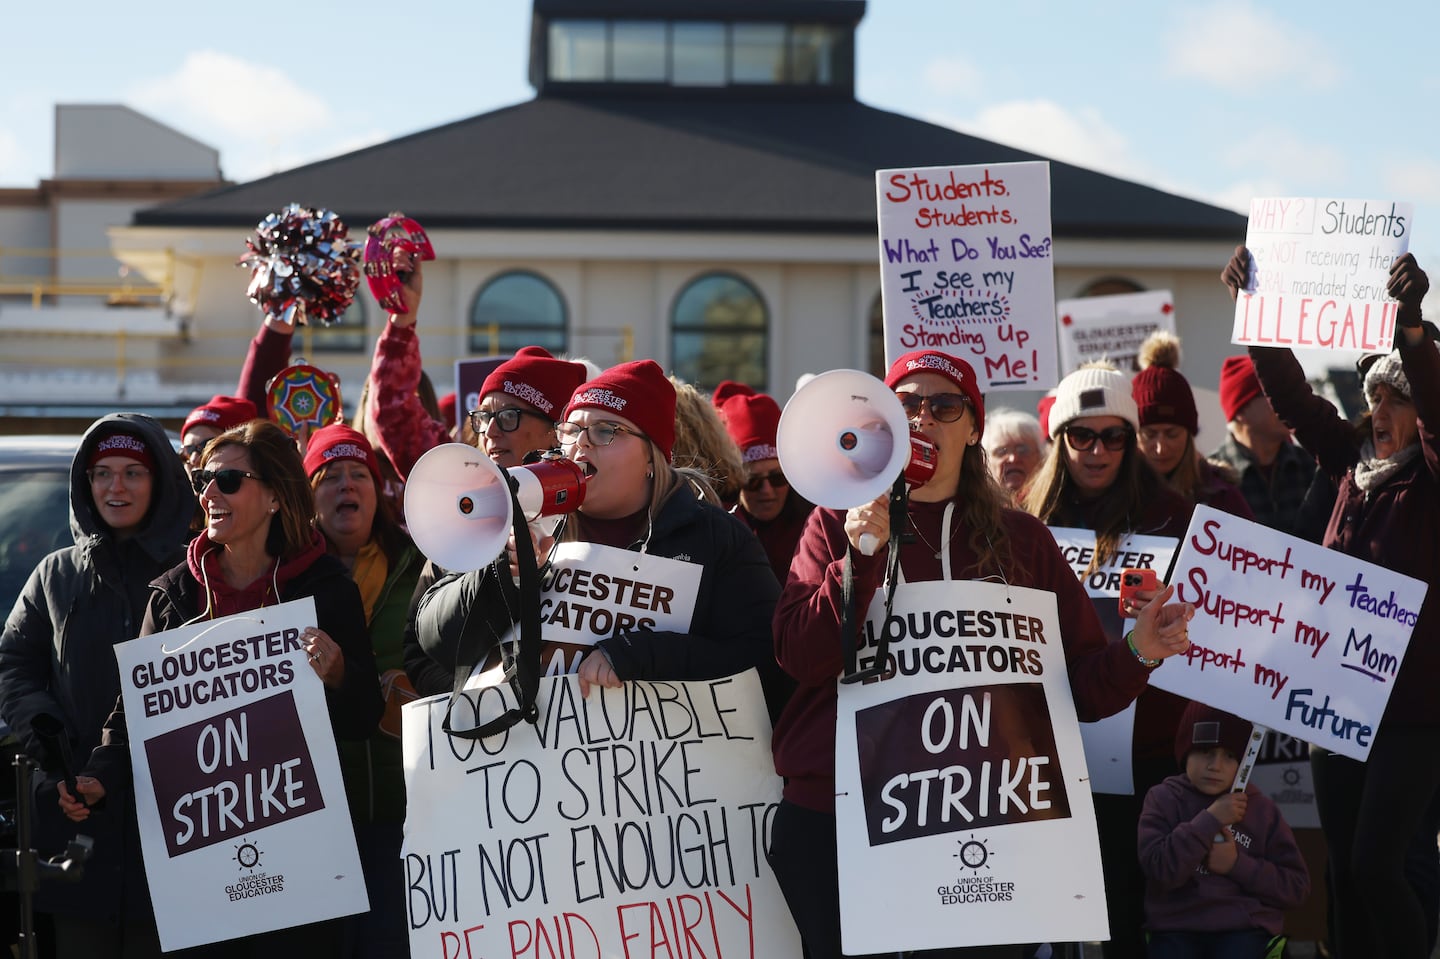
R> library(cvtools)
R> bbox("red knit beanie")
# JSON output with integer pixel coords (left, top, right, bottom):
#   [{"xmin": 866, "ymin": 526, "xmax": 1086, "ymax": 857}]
[
  {"xmin": 479, "ymin": 347, "xmax": 587, "ymax": 420},
  {"xmin": 437, "ymin": 392, "xmax": 457, "ymax": 426},
  {"xmin": 711, "ymin": 380, "xmax": 756, "ymax": 407},
  {"xmin": 303, "ymin": 424, "xmax": 382, "ymax": 485},
  {"xmin": 884, "ymin": 350, "xmax": 986, "ymax": 441},
  {"xmin": 182, "ymin": 395, "xmax": 258, "ymax": 437},
  {"xmin": 1219, "ymin": 356, "xmax": 1263, "ymax": 422},
  {"xmin": 88, "ymin": 429, "xmax": 155, "ymax": 471},
  {"xmin": 718, "ymin": 392, "xmax": 782, "ymax": 463},
  {"xmin": 565, "ymin": 359, "xmax": 677, "ymax": 460},
  {"xmin": 1037, "ymin": 394, "xmax": 1056, "ymax": 439},
  {"xmin": 1132, "ymin": 366, "xmax": 1199, "ymax": 434},
  {"xmin": 1175, "ymin": 701, "xmax": 1253, "ymax": 768}
]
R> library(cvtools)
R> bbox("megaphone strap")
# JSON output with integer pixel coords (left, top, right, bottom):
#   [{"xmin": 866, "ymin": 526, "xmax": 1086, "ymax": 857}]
[
  {"xmin": 441, "ymin": 479, "xmax": 544, "ymax": 739},
  {"xmin": 840, "ymin": 476, "xmax": 907, "ymax": 684}
]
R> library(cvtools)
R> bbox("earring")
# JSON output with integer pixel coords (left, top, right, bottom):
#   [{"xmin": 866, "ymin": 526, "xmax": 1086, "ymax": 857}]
[{"xmin": 646, "ymin": 471, "xmax": 654, "ymax": 480}]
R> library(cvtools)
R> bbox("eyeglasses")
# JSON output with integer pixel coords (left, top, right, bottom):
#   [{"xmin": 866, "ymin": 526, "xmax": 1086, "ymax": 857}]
[
  {"xmin": 87, "ymin": 466, "xmax": 151, "ymax": 486},
  {"xmin": 191, "ymin": 469, "xmax": 265, "ymax": 495},
  {"xmin": 181, "ymin": 442, "xmax": 208, "ymax": 459},
  {"xmin": 897, "ymin": 392, "xmax": 970, "ymax": 423},
  {"xmin": 1062, "ymin": 425, "xmax": 1132, "ymax": 453},
  {"xmin": 555, "ymin": 421, "xmax": 646, "ymax": 447},
  {"xmin": 468, "ymin": 407, "xmax": 553, "ymax": 434},
  {"xmin": 988, "ymin": 443, "xmax": 1034, "ymax": 459},
  {"xmin": 743, "ymin": 469, "xmax": 788, "ymax": 492}
]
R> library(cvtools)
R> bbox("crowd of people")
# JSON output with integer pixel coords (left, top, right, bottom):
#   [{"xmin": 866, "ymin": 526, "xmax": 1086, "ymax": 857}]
[{"xmin": 0, "ymin": 242, "xmax": 1432, "ymax": 959}]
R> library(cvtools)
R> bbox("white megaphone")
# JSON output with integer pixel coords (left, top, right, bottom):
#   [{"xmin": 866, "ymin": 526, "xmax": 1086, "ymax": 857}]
[
  {"xmin": 777, "ymin": 369, "xmax": 938, "ymax": 555},
  {"xmin": 404, "ymin": 443, "xmax": 587, "ymax": 572}
]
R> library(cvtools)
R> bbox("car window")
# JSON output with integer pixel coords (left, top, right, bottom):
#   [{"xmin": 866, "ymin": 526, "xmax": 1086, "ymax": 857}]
[{"xmin": 0, "ymin": 469, "xmax": 73, "ymax": 617}]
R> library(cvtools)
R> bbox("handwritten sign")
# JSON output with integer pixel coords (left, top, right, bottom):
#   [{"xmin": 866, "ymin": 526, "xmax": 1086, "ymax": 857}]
[
  {"xmin": 1148, "ymin": 505, "xmax": 1427, "ymax": 760},
  {"xmin": 113, "ymin": 598, "xmax": 365, "ymax": 952},
  {"xmin": 401, "ymin": 671, "xmax": 801, "ymax": 958},
  {"xmin": 876, "ymin": 161, "xmax": 1057, "ymax": 389},
  {"xmin": 1056, "ymin": 290, "xmax": 1175, "ymax": 376},
  {"xmin": 1049, "ymin": 529, "xmax": 1179, "ymax": 794},
  {"xmin": 1232, "ymin": 196, "xmax": 1414, "ymax": 353},
  {"xmin": 835, "ymin": 580, "xmax": 1106, "ymax": 952}
]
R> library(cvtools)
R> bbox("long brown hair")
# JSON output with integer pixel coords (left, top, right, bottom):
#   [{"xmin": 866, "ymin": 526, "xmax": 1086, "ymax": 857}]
[
  {"xmin": 953, "ymin": 443, "xmax": 1020, "ymax": 580},
  {"xmin": 1022, "ymin": 430, "xmax": 1165, "ymax": 576},
  {"xmin": 204, "ymin": 420, "xmax": 314, "ymax": 559}
]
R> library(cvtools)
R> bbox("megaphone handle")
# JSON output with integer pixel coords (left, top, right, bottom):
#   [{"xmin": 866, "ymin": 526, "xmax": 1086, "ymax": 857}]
[{"xmin": 858, "ymin": 532, "xmax": 879, "ymax": 556}]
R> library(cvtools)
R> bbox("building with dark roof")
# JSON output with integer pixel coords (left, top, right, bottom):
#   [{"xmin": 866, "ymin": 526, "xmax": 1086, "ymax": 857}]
[{"xmin": 45, "ymin": 0, "xmax": 1244, "ymax": 418}]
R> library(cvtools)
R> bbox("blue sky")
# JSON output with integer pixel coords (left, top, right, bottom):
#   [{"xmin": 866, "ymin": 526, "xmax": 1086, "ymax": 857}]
[{"xmin": 5, "ymin": 1, "xmax": 1438, "ymax": 264}]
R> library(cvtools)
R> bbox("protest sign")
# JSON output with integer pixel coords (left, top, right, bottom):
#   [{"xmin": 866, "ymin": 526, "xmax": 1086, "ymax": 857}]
[
  {"xmin": 1149, "ymin": 505, "xmax": 1427, "ymax": 760},
  {"xmin": 1056, "ymin": 290, "xmax": 1175, "ymax": 376},
  {"xmin": 835, "ymin": 580, "xmax": 1106, "ymax": 952},
  {"xmin": 402, "ymin": 671, "xmax": 800, "ymax": 958},
  {"xmin": 1232, "ymin": 196, "xmax": 1414, "ymax": 353},
  {"xmin": 1048, "ymin": 529, "xmax": 1179, "ymax": 794},
  {"xmin": 113, "ymin": 597, "xmax": 365, "ymax": 951},
  {"xmin": 1248, "ymin": 731, "xmax": 1319, "ymax": 829},
  {"xmin": 876, "ymin": 161, "xmax": 1057, "ymax": 389},
  {"xmin": 456, "ymin": 356, "xmax": 508, "ymax": 434}
]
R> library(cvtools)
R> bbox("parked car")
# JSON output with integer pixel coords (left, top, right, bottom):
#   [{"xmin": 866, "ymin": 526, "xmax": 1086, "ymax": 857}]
[{"xmin": 0, "ymin": 436, "xmax": 81, "ymax": 620}]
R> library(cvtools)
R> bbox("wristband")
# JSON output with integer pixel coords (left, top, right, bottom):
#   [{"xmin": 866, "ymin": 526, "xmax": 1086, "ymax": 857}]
[{"xmin": 1126, "ymin": 630, "xmax": 1162, "ymax": 669}]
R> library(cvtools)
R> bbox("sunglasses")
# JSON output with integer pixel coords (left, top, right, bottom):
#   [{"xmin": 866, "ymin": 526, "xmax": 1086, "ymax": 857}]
[
  {"xmin": 180, "ymin": 442, "xmax": 209, "ymax": 459},
  {"xmin": 743, "ymin": 469, "xmax": 788, "ymax": 492},
  {"xmin": 1062, "ymin": 425, "xmax": 1133, "ymax": 453},
  {"xmin": 468, "ymin": 407, "xmax": 554, "ymax": 434},
  {"xmin": 897, "ymin": 392, "xmax": 970, "ymax": 423},
  {"xmin": 555, "ymin": 421, "xmax": 646, "ymax": 447},
  {"xmin": 191, "ymin": 468, "xmax": 265, "ymax": 495}
]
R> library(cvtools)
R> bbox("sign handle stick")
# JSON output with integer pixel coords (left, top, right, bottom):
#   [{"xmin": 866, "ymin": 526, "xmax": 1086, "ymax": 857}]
[{"xmin": 1214, "ymin": 723, "xmax": 1269, "ymax": 842}]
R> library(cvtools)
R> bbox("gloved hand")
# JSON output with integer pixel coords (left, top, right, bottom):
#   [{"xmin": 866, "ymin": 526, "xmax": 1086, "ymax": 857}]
[
  {"xmin": 1221, "ymin": 245, "xmax": 1251, "ymax": 303},
  {"xmin": 1388, "ymin": 253, "xmax": 1430, "ymax": 329}
]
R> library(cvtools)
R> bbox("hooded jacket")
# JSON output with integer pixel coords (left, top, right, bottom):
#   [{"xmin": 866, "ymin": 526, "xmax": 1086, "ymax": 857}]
[{"xmin": 0, "ymin": 413, "xmax": 191, "ymax": 917}]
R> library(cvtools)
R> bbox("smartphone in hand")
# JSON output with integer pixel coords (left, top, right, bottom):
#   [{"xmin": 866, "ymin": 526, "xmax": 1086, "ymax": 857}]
[{"xmin": 1118, "ymin": 568, "xmax": 1160, "ymax": 619}]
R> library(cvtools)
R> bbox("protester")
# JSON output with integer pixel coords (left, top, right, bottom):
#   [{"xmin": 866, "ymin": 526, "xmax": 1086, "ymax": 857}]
[
  {"xmin": 715, "ymin": 384, "xmax": 814, "ymax": 577},
  {"xmin": 179, "ymin": 395, "xmax": 257, "ymax": 476},
  {"xmin": 1138, "ymin": 702, "xmax": 1310, "ymax": 958},
  {"xmin": 66, "ymin": 419, "xmax": 383, "ymax": 958},
  {"xmin": 1207, "ymin": 354, "xmax": 1333, "ymax": 542},
  {"xmin": 411, "ymin": 359, "xmax": 782, "ymax": 715},
  {"xmin": 0, "ymin": 415, "xmax": 191, "ymax": 957},
  {"xmin": 1022, "ymin": 363, "xmax": 1195, "ymax": 959},
  {"xmin": 1131, "ymin": 331, "xmax": 1252, "ymax": 517},
  {"xmin": 304, "ymin": 424, "xmax": 421, "ymax": 958},
  {"xmin": 979, "ymin": 407, "xmax": 1045, "ymax": 504},
  {"xmin": 770, "ymin": 350, "xmax": 1196, "ymax": 958},
  {"xmin": 1224, "ymin": 246, "xmax": 1439, "ymax": 959}
]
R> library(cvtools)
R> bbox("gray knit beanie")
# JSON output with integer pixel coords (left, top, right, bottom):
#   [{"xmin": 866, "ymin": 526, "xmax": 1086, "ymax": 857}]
[{"xmin": 1363, "ymin": 351, "xmax": 1410, "ymax": 409}]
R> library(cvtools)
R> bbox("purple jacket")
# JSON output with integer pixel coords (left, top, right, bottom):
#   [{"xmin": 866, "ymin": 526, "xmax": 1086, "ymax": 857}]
[{"xmin": 1139, "ymin": 774, "xmax": 1310, "ymax": 936}]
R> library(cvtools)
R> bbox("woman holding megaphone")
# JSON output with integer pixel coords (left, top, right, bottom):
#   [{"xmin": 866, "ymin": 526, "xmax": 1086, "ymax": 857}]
[
  {"xmin": 411, "ymin": 360, "xmax": 783, "ymax": 720},
  {"xmin": 768, "ymin": 350, "xmax": 1195, "ymax": 959}
]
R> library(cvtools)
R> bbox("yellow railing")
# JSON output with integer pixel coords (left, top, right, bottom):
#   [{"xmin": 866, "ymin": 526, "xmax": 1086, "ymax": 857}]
[{"xmin": 0, "ymin": 245, "xmax": 199, "ymax": 308}]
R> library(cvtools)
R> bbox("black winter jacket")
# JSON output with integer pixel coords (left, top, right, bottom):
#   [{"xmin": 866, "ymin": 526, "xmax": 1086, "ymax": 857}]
[{"xmin": 0, "ymin": 413, "xmax": 191, "ymax": 918}]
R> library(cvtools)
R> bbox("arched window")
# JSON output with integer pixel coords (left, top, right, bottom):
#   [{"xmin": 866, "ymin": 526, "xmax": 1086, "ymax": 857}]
[
  {"xmin": 1077, "ymin": 276, "xmax": 1144, "ymax": 298},
  {"xmin": 469, "ymin": 271, "xmax": 568, "ymax": 356},
  {"xmin": 867, "ymin": 293, "xmax": 886, "ymax": 380},
  {"xmin": 670, "ymin": 273, "xmax": 768, "ymax": 391}
]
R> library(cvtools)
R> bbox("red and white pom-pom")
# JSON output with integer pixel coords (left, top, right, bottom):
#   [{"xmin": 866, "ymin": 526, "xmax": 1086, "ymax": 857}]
[{"xmin": 238, "ymin": 204, "xmax": 362, "ymax": 326}]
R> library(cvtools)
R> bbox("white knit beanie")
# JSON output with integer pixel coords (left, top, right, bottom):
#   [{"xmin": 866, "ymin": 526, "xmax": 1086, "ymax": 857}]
[
  {"xmin": 1048, "ymin": 366, "xmax": 1139, "ymax": 438},
  {"xmin": 1363, "ymin": 351, "xmax": 1410, "ymax": 409}
]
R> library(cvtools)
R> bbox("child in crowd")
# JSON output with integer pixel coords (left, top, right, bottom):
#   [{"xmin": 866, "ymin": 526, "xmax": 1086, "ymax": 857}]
[{"xmin": 1138, "ymin": 703, "xmax": 1310, "ymax": 958}]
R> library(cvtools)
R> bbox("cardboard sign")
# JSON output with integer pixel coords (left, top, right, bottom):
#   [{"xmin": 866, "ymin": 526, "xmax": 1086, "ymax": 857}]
[
  {"xmin": 1056, "ymin": 290, "xmax": 1175, "ymax": 376},
  {"xmin": 1248, "ymin": 731, "xmax": 1320, "ymax": 829},
  {"xmin": 113, "ymin": 598, "xmax": 365, "ymax": 951},
  {"xmin": 876, "ymin": 161, "xmax": 1057, "ymax": 390},
  {"xmin": 1048, "ymin": 528, "xmax": 1179, "ymax": 794},
  {"xmin": 1148, "ymin": 506, "xmax": 1427, "ymax": 760},
  {"xmin": 401, "ymin": 671, "xmax": 801, "ymax": 958},
  {"xmin": 1232, "ymin": 196, "xmax": 1414, "ymax": 353},
  {"xmin": 835, "ymin": 580, "xmax": 1106, "ymax": 952}
]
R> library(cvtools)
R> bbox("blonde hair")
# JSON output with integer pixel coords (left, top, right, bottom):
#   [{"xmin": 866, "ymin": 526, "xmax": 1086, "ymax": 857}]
[{"xmin": 668, "ymin": 376, "xmax": 745, "ymax": 503}]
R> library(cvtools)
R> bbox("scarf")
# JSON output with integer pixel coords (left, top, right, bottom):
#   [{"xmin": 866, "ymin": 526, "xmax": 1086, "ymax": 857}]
[
  {"xmin": 351, "ymin": 538, "xmax": 389, "ymax": 625},
  {"xmin": 1353, "ymin": 439, "xmax": 1421, "ymax": 498}
]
